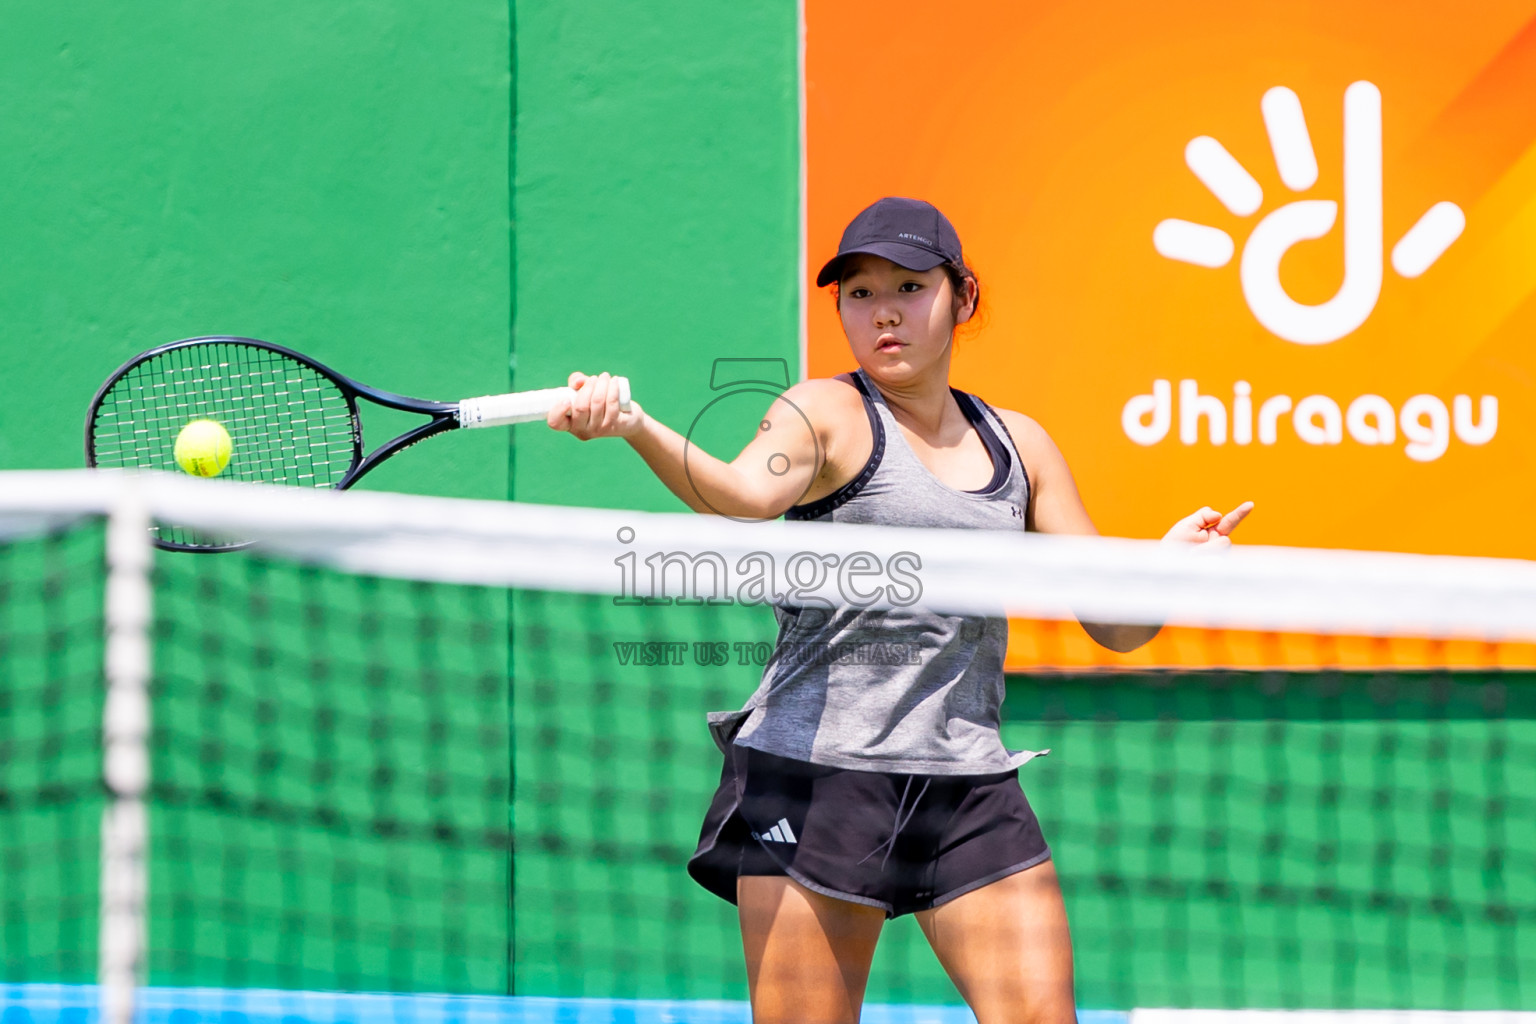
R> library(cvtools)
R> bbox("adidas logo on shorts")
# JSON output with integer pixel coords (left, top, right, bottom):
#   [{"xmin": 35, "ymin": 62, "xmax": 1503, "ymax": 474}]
[{"xmin": 751, "ymin": 818, "xmax": 798, "ymax": 844}]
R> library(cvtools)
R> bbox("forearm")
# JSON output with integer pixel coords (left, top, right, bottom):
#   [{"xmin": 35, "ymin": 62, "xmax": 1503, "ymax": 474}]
[
  {"xmin": 1078, "ymin": 502, "xmax": 1254, "ymax": 652},
  {"xmin": 625, "ymin": 414, "xmax": 778, "ymax": 518}
]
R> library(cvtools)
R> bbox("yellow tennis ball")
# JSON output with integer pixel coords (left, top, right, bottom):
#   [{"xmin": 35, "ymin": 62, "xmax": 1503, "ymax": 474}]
[{"xmin": 174, "ymin": 419, "xmax": 233, "ymax": 477}]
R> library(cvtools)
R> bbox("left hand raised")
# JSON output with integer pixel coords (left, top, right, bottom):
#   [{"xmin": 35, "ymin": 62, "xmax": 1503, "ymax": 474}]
[{"xmin": 1162, "ymin": 501, "xmax": 1254, "ymax": 548}]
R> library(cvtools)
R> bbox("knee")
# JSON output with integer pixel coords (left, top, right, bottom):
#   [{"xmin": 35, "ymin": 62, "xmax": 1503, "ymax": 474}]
[{"xmin": 970, "ymin": 992, "xmax": 1078, "ymax": 1024}]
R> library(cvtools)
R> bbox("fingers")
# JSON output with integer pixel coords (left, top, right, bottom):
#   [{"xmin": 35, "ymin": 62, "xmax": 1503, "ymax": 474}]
[
  {"xmin": 571, "ymin": 372, "xmax": 603, "ymax": 436},
  {"xmin": 555, "ymin": 371, "xmax": 624, "ymax": 440},
  {"xmin": 546, "ymin": 392, "xmax": 572, "ymax": 431},
  {"xmin": 600, "ymin": 373, "xmax": 622, "ymax": 433},
  {"xmin": 1171, "ymin": 506, "xmax": 1220, "ymax": 535},
  {"xmin": 1165, "ymin": 502, "xmax": 1254, "ymax": 546},
  {"xmin": 549, "ymin": 372, "xmax": 589, "ymax": 432},
  {"xmin": 1216, "ymin": 500, "xmax": 1255, "ymax": 537}
]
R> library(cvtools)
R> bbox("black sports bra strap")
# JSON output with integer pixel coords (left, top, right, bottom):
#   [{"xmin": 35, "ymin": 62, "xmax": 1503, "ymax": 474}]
[
  {"xmin": 785, "ymin": 372, "xmax": 886, "ymax": 521},
  {"xmin": 971, "ymin": 395, "xmax": 1031, "ymax": 509}
]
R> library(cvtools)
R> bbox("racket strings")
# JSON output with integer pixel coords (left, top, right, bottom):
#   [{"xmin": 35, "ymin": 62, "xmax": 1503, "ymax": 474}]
[{"xmin": 90, "ymin": 342, "xmax": 358, "ymax": 547}]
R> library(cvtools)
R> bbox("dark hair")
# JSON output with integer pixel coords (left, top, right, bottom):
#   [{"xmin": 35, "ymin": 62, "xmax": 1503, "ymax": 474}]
[{"xmin": 942, "ymin": 259, "xmax": 980, "ymax": 324}]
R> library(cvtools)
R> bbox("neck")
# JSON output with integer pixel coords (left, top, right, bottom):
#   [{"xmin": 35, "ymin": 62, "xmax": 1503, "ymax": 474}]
[{"xmin": 862, "ymin": 349, "xmax": 957, "ymax": 432}]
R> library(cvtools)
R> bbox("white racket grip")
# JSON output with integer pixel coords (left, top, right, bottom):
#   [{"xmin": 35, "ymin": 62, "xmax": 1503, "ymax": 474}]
[{"xmin": 456, "ymin": 377, "xmax": 631, "ymax": 429}]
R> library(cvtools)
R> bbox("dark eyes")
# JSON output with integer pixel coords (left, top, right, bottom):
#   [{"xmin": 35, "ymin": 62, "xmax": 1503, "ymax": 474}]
[{"xmin": 846, "ymin": 282, "xmax": 923, "ymax": 299}]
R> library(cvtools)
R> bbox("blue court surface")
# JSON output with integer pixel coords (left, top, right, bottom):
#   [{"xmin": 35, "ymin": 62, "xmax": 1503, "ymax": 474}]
[{"xmin": 1, "ymin": 985, "xmax": 1131, "ymax": 1024}]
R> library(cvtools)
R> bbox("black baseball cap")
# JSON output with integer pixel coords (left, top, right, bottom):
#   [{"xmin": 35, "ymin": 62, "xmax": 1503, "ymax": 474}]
[{"xmin": 815, "ymin": 197, "xmax": 963, "ymax": 287}]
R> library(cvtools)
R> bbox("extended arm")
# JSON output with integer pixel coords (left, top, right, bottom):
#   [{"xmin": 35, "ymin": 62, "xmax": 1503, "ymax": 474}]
[
  {"xmin": 1000, "ymin": 409, "xmax": 1252, "ymax": 653},
  {"xmin": 548, "ymin": 371, "xmax": 850, "ymax": 520}
]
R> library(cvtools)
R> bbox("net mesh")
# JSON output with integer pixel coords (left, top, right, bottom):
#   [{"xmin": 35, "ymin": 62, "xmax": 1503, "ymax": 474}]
[
  {"xmin": 148, "ymin": 552, "xmax": 512, "ymax": 993},
  {"xmin": 0, "ymin": 525, "xmax": 107, "ymax": 983},
  {"xmin": 2, "ymin": 476, "xmax": 1533, "ymax": 1014}
]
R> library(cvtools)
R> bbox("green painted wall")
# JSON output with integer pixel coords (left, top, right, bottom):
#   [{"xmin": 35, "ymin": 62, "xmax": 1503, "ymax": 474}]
[
  {"xmin": 0, "ymin": 0, "xmax": 513, "ymax": 994},
  {"xmin": 510, "ymin": 4, "xmax": 800, "ymax": 511},
  {"xmin": 0, "ymin": 1, "xmax": 510, "ymax": 501},
  {"xmin": 506, "ymin": 0, "xmax": 801, "ymax": 1000}
]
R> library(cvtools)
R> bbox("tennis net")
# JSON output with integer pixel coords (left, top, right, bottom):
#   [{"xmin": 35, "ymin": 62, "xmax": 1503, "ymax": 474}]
[{"xmin": 1, "ymin": 469, "xmax": 1532, "ymax": 1020}]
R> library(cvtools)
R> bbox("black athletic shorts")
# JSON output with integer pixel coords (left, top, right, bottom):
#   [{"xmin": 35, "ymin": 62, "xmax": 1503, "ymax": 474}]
[{"xmin": 687, "ymin": 743, "xmax": 1052, "ymax": 918}]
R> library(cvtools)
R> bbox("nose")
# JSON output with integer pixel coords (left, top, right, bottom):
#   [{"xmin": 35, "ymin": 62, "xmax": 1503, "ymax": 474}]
[{"xmin": 873, "ymin": 298, "xmax": 901, "ymax": 328}]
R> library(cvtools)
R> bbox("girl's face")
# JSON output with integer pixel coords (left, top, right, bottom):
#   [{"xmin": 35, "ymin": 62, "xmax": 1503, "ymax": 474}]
[{"xmin": 837, "ymin": 254, "xmax": 973, "ymax": 382}]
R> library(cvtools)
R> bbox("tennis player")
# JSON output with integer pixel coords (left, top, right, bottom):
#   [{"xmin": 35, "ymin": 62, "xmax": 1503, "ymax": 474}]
[{"xmin": 549, "ymin": 196, "xmax": 1251, "ymax": 1024}]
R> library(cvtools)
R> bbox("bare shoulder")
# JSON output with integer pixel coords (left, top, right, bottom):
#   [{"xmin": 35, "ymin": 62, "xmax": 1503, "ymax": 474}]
[
  {"xmin": 779, "ymin": 375, "xmax": 865, "ymax": 415},
  {"xmin": 992, "ymin": 405, "xmax": 1095, "ymax": 533},
  {"xmin": 776, "ymin": 374, "xmax": 873, "ymax": 505},
  {"xmin": 774, "ymin": 375, "xmax": 868, "ymax": 442},
  {"xmin": 993, "ymin": 407, "xmax": 1066, "ymax": 464}
]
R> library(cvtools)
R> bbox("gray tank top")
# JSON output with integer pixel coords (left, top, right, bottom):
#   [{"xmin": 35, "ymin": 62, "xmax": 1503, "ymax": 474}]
[{"xmin": 709, "ymin": 370, "xmax": 1045, "ymax": 775}]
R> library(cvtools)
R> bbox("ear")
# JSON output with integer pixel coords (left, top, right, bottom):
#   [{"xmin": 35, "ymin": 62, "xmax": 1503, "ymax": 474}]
[{"xmin": 953, "ymin": 276, "xmax": 978, "ymax": 325}]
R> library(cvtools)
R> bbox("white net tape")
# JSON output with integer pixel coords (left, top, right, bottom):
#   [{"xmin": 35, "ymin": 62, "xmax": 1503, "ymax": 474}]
[{"xmin": 3, "ymin": 468, "xmax": 1535, "ymax": 640}]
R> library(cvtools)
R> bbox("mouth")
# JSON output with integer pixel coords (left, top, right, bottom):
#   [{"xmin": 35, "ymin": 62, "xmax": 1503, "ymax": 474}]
[{"xmin": 875, "ymin": 334, "xmax": 905, "ymax": 353}]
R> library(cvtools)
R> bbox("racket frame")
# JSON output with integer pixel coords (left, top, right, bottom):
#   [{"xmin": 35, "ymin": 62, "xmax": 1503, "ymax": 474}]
[{"xmin": 86, "ymin": 336, "xmax": 467, "ymax": 551}]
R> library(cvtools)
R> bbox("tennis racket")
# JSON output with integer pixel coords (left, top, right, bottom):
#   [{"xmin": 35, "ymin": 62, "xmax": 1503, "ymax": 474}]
[{"xmin": 85, "ymin": 335, "xmax": 630, "ymax": 551}]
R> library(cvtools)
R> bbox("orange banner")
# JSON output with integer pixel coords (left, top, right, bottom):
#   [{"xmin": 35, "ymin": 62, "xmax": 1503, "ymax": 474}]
[{"xmin": 806, "ymin": 1, "xmax": 1536, "ymax": 669}]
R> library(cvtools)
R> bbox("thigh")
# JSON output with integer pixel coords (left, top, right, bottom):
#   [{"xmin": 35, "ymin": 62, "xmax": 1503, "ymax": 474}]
[
  {"xmin": 915, "ymin": 860, "xmax": 1076, "ymax": 1024},
  {"xmin": 738, "ymin": 875, "xmax": 886, "ymax": 1024}
]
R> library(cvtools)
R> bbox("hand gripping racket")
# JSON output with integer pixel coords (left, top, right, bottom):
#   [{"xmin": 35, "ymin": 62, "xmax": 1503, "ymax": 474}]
[{"xmin": 85, "ymin": 335, "xmax": 630, "ymax": 551}]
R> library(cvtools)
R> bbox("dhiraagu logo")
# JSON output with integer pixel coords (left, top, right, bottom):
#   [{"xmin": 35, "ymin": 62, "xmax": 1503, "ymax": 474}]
[
  {"xmin": 1154, "ymin": 80, "xmax": 1464, "ymax": 343},
  {"xmin": 1127, "ymin": 81, "xmax": 1496, "ymax": 462}
]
